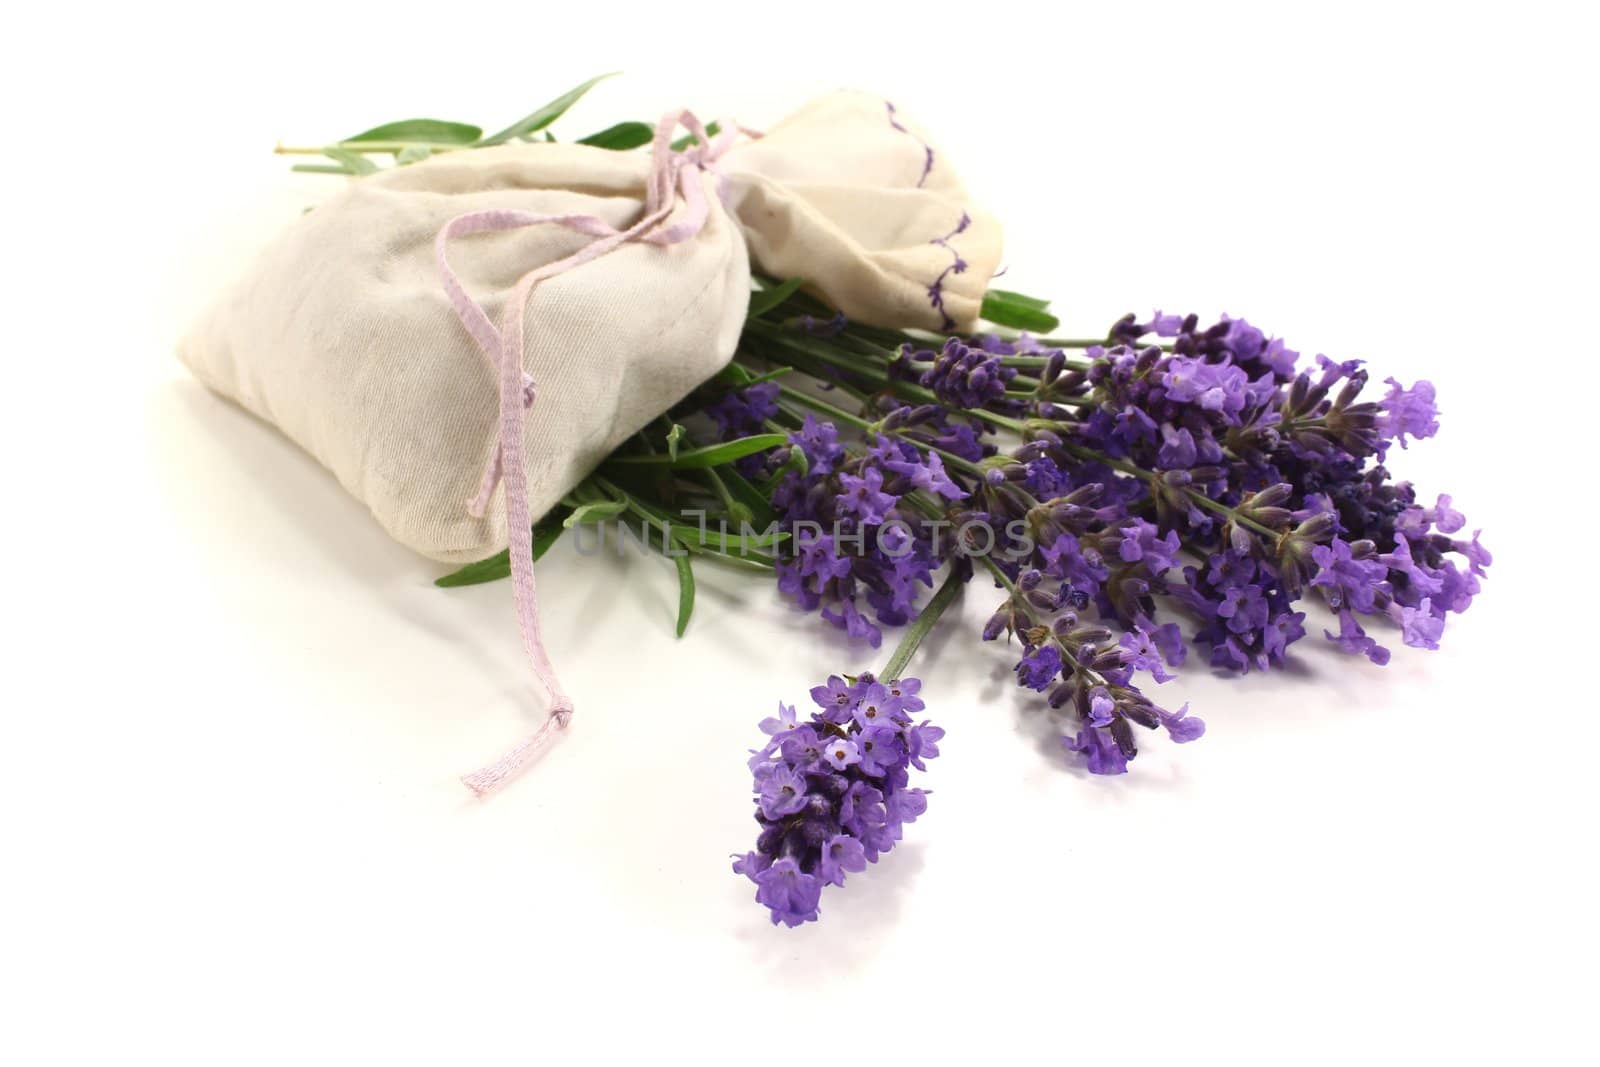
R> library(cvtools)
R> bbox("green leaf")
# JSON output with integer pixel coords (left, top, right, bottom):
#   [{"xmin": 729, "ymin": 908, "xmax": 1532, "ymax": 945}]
[
  {"xmin": 718, "ymin": 470, "xmax": 776, "ymax": 529},
  {"xmin": 290, "ymin": 164, "xmax": 352, "ymax": 174},
  {"xmin": 532, "ymin": 512, "xmax": 572, "ymax": 558},
  {"xmin": 692, "ymin": 525, "xmax": 789, "ymax": 551},
  {"xmin": 478, "ymin": 72, "xmax": 619, "ymax": 146},
  {"xmin": 984, "ymin": 287, "xmax": 1054, "ymax": 311},
  {"xmin": 746, "ymin": 277, "xmax": 806, "ymax": 320},
  {"xmin": 434, "ymin": 550, "xmax": 510, "ymax": 587},
  {"xmin": 604, "ymin": 434, "xmax": 788, "ymax": 470},
  {"xmin": 341, "ymin": 118, "xmax": 483, "ymax": 145},
  {"xmin": 321, "ymin": 147, "xmax": 378, "ymax": 176},
  {"xmin": 561, "ymin": 500, "xmax": 628, "ymax": 528},
  {"xmin": 665, "ymin": 423, "xmax": 686, "ymax": 461},
  {"xmin": 695, "ymin": 546, "xmax": 776, "ymax": 573},
  {"xmin": 434, "ymin": 510, "xmax": 568, "ymax": 587},
  {"xmin": 712, "ymin": 363, "xmax": 753, "ymax": 387},
  {"xmin": 760, "ymin": 443, "xmax": 808, "ymax": 495},
  {"xmin": 395, "ymin": 145, "xmax": 433, "ymax": 165},
  {"xmin": 739, "ymin": 367, "xmax": 793, "ymax": 387},
  {"xmin": 980, "ymin": 290, "xmax": 1060, "ymax": 332},
  {"xmin": 577, "ymin": 121, "xmax": 653, "ymax": 150},
  {"xmin": 670, "ymin": 120, "xmax": 721, "ymax": 152},
  {"xmin": 673, "ymin": 553, "xmax": 695, "ymax": 637},
  {"xmin": 710, "ymin": 364, "xmax": 791, "ymax": 390}
]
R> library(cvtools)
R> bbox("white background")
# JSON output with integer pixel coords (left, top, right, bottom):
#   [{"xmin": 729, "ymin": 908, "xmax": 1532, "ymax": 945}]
[{"xmin": 5, "ymin": 2, "xmax": 1595, "ymax": 1062}]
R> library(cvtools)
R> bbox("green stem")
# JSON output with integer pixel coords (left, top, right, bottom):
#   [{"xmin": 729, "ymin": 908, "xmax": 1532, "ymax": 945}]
[
  {"xmin": 699, "ymin": 466, "xmax": 742, "ymax": 518},
  {"xmin": 773, "ymin": 382, "xmax": 873, "ymax": 430},
  {"xmin": 976, "ymin": 555, "xmax": 1099, "ymax": 682},
  {"xmin": 591, "ymin": 476, "xmax": 700, "ymax": 553},
  {"xmin": 836, "ymin": 320, "xmax": 1104, "ymax": 363},
  {"xmin": 751, "ymin": 319, "xmax": 1092, "ymax": 410},
  {"xmin": 980, "ymin": 552, "xmax": 1020, "ymax": 596},
  {"xmin": 771, "ymin": 384, "xmax": 986, "ymax": 477},
  {"xmin": 274, "ymin": 141, "xmax": 473, "ymax": 155},
  {"xmin": 1057, "ymin": 441, "xmax": 1280, "ymax": 539},
  {"xmin": 880, "ymin": 567, "xmax": 966, "ymax": 679},
  {"xmin": 1034, "ymin": 336, "xmax": 1173, "ymax": 353},
  {"xmin": 1035, "ymin": 336, "xmax": 1111, "ymax": 348}
]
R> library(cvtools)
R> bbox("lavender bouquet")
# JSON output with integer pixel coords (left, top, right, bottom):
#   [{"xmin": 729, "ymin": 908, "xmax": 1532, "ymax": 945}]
[
  {"xmin": 275, "ymin": 80, "xmax": 1489, "ymax": 927},
  {"xmin": 432, "ymin": 283, "xmax": 1486, "ymax": 923}
]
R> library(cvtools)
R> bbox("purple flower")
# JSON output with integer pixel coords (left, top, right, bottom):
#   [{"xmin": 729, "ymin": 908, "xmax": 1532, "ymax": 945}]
[
  {"xmin": 1219, "ymin": 583, "xmax": 1270, "ymax": 634},
  {"xmin": 887, "ymin": 787, "xmax": 929, "ymax": 825},
  {"xmin": 731, "ymin": 850, "xmax": 772, "ymax": 881},
  {"xmin": 1024, "ymin": 456, "xmax": 1072, "ymax": 498},
  {"xmin": 1261, "ymin": 609, "xmax": 1307, "ymax": 662},
  {"xmin": 856, "ymin": 724, "xmax": 903, "ymax": 775},
  {"xmin": 1042, "ymin": 534, "xmax": 1110, "ymax": 592},
  {"xmin": 1394, "ymin": 598, "xmax": 1445, "ymax": 650},
  {"xmin": 906, "ymin": 721, "xmax": 945, "ymax": 770},
  {"xmin": 1158, "ymin": 424, "xmax": 1199, "ymax": 468},
  {"xmin": 707, "ymin": 381, "xmax": 780, "ymax": 438},
  {"xmin": 810, "ymin": 675, "xmax": 858, "ymax": 720},
  {"xmin": 885, "ymin": 676, "xmax": 925, "ymax": 713},
  {"xmin": 886, "ymin": 448, "xmax": 966, "ymax": 500},
  {"xmin": 1015, "ymin": 643, "xmax": 1064, "ymax": 691},
  {"xmin": 836, "ymin": 466, "xmax": 897, "ymax": 525},
  {"xmin": 821, "ymin": 736, "xmax": 860, "ymax": 770},
  {"xmin": 1453, "ymin": 531, "xmax": 1492, "ymax": 576},
  {"xmin": 1086, "ymin": 687, "xmax": 1115, "ymax": 728},
  {"xmin": 759, "ymin": 764, "xmax": 809, "ymax": 818},
  {"xmin": 788, "ymin": 414, "xmax": 845, "ymax": 476},
  {"xmin": 816, "ymin": 835, "xmax": 868, "ymax": 887},
  {"xmin": 1152, "ymin": 311, "xmax": 1185, "ymax": 337},
  {"xmin": 1310, "ymin": 539, "xmax": 1388, "ymax": 615},
  {"xmin": 1120, "ymin": 627, "xmax": 1177, "ymax": 683},
  {"xmin": 1379, "ymin": 533, "xmax": 1444, "ymax": 599},
  {"xmin": 918, "ymin": 337, "xmax": 1018, "ymax": 409},
  {"xmin": 1325, "ymin": 610, "xmax": 1392, "ymax": 666},
  {"xmin": 797, "ymin": 534, "xmax": 852, "ymax": 583},
  {"xmin": 1117, "ymin": 520, "xmax": 1181, "ymax": 573},
  {"xmin": 1150, "ymin": 621, "xmax": 1188, "ymax": 666},
  {"xmin": 1161, "ymin": 356, "xmax": 1253, "ymax": 420},
  {"xmin": 1157, "ymin": 702, "xmax": 1206, "ymax": 743},
  {"xmin": 852, "ymin": 682, "xmax": 895, "ymax": 728},
  {"xmin": 1397, "ymin": 493, "xmax": 1465, "ymax": 535},
  {"xmin": 1380, "ymin": 377, "xmax": 1439, "ymax": 448},
  {"xmin": 821, "ymin": 599, "xmax": 883, "ymax": 647},
  {"xmin": 778, "ymin": 725, "xmax": 825, "ymax": 766},
  {"xmin": 754, "ymin": 859, "xmax": 823, "ymax": 928},
  {"xmin": 759, "ymin": 702, "xmax": 800, "ymax": 737},
  {"xmin": 738, "ymin": 675, "xmax": 940, "ymax": 926},
  {"xmin": 1064, "ymin": 726, "xmax": 1129, "ymax": 775}
]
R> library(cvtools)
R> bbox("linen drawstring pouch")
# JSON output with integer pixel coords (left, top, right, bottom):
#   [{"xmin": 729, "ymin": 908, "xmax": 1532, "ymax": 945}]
[{"xmin": 180, "ymin": 90, "xmax": 1003, "ymax": 791}]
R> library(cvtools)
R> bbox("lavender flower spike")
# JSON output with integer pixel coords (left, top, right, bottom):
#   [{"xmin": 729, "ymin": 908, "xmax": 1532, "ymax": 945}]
[{"xmin": 734, "ymin": 673, "xmax": 940, "ymax": 927}]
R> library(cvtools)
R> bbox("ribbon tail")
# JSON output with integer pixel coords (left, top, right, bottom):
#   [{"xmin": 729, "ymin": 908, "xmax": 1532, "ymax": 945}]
[
  {"xmin": 460, "ymin": 702, "xmax": 573, "ymax": 797},
  {"xmin": 461, "ymin": 297, "xmax": 576, "ymax": 797},
  {"xmin": 435, "ymin": 108, "xmax": 743, "ymax": 798}
]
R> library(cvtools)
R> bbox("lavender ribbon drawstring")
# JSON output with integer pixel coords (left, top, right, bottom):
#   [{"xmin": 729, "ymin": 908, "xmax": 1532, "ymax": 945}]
[{"xmin": 435, "ymin": 111, "xmax": 739, "ymax": 796}]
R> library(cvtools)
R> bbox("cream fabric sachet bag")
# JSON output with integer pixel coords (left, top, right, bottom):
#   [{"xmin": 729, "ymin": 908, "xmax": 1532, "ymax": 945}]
[
  {"xmin": 180, "ymin": 91, "xmax": 1001, "ymax": 792},
  {"xmin": 180, "ymin": 91, "xmax": 1001, "ymax": 564}
]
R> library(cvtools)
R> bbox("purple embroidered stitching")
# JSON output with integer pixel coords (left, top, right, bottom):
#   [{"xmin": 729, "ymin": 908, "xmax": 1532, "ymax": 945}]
[
  {"xmin": 927, "ymin": 212, "xmax": 971, "ymax": 330},
  {"xmin": 885, "ymin": 100, "xmax": 934, "ymax": 189}
]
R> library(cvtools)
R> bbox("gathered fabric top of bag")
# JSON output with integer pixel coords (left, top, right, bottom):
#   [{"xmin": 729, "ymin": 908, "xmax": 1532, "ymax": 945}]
[{"xmin": 180, "ymin": 90, "xmax": 1003, "ymax": 792}]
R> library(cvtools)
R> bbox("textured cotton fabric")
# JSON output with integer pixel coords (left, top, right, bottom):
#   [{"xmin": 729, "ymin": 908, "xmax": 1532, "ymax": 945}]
[
  {"xmin": 723, "ymin": 92, "xmax": 1001, "ymax": 331},
  {"xmin": 180, "ymin": 91, "xmax": 1001, "ymax": 563}
]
